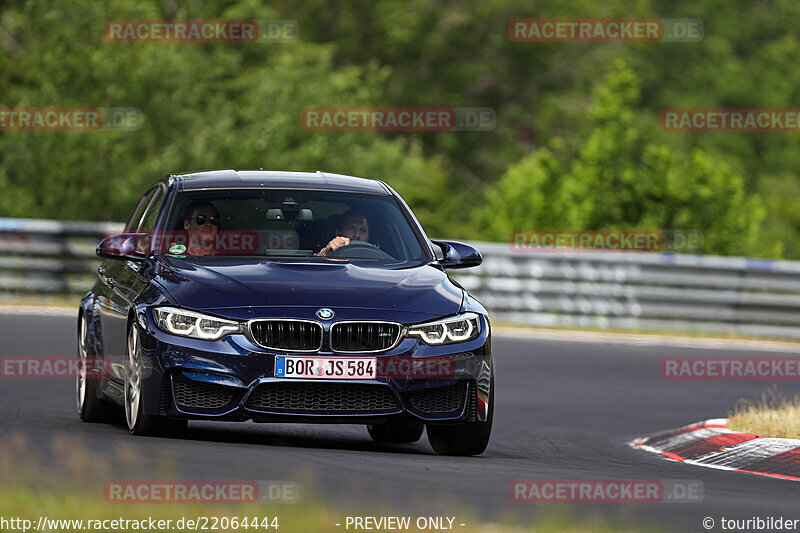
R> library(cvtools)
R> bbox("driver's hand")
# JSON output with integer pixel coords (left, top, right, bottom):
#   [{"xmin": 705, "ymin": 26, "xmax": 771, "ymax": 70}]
[{"xmin": 323, "ymin": 236, "xmax": 350, "ymax": 255}]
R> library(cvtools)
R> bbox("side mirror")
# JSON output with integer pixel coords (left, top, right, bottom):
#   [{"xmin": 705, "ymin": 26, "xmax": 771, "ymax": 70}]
[
  {"xmin": 96, "ymin": 233, "xmax": 149, "ymax": 262},
  {"xmin": 432, "ymin": 240, "xmax": 482, "ymax": 269}
]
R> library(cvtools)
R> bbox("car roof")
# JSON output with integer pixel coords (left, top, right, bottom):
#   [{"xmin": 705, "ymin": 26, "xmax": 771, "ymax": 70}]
[{"xmin": 173, "ymin": 169, "xmax": 390, "ymax": 195}]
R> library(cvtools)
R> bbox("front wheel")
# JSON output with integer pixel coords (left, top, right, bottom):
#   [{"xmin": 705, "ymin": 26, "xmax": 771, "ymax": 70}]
[
  {"xmin": 427, "ymin": 380, "xmax": 494, "ymax": 456},
  {"xmin": 76, "ymin": 313, "xmax": 117, "ymax": 423},
  {"xmin": 367, "ymin": 419, "xmax": 425, "ymax": 443},
  {"xmin": 124, "ymin": 324, "xmax": 186, "ymax": 436}
]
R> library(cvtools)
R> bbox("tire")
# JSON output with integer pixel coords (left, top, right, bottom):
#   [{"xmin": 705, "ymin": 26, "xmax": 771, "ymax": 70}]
[
  {"xmin": 367, "ymin": 419, "xmax": 425, "ymax": 443},
  {"xmin": 427, "ymin": 379, "xmax": 494, "ymax": 456},
  {"xmin": 76, "ymin": 313, "xmax": 118, "ymax": 423},
  {"xmin": 124, "ymin": 323, "xmax": 187, "ymax": 437}
]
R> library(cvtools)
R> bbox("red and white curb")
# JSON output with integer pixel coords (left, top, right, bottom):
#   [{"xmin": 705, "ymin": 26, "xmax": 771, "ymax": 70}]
[{"xmin": 631, "ymin": 418, "xmax": 800, "ymax": 481}]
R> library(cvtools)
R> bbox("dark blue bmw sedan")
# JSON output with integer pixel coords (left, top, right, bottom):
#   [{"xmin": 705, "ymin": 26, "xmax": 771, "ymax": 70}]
[{"xmin": 77, "ymin": 170, "xmax": 493, "ymax": 455}]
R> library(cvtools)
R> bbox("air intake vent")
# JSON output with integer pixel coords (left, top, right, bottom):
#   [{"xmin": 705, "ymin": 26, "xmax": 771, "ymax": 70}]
[
  {"xmin": 406, "ymin": 381, "xmax": 468, "ymax": 415},
  {"xmin": 173, "ymin": 373, "xmax": 237, "ymax": 410},
  {"xmin": 246, "ymin": 382, "xmax": 398, "ymax": 413}
]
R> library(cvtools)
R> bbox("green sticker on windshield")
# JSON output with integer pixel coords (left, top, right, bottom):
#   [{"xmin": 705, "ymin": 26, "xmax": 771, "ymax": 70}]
[{"xmin": 169, "ymin": 244, "xmax": 187, "ymax": 255}]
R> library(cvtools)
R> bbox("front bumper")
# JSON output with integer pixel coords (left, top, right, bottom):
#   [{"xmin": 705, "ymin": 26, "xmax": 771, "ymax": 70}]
[{"xmin": 136, "ymin": 308, "xmax": 493, "ymax": 424}]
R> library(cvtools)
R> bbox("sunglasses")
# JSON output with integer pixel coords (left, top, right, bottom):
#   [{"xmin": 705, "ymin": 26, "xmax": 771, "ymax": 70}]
[{"xmin": 189, "ymin": 215, "xmax": 219, "ymax": 226}]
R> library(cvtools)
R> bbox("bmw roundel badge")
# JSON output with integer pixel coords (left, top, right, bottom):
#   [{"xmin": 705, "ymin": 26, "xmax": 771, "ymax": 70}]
[{"xmin": 316, "ymin": 308, "xmax": 335, "ymax": 320}]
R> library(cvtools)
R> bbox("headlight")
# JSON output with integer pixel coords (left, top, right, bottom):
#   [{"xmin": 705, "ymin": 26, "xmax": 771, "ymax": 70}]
[
  {"xmin": 407, "ymin": 313, "xmax": 481, "ymax": 345},
  {"xmin": 153, "ymin": 307, "xmax": 241, "ymax": 341}
]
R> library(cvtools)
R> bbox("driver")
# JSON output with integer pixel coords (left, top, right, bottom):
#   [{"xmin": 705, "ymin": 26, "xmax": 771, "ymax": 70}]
[
  {"xmin": 318, "ymin": 211, "xmax": 369, "ymax": 256},
  {"xmin": 182, "ymin": 201, "xmax": 219, "ymax": 256}
]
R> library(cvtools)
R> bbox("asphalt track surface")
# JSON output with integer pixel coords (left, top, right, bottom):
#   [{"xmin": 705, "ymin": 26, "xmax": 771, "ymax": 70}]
[{"xmin": 2, "ymin": 312, "xmax": 800, "ymax": 532}]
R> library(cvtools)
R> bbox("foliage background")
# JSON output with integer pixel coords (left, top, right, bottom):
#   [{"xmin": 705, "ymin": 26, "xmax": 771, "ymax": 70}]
[{"xmin": 1, "ymin": 0, "xmax": 798, "ymax": 258}]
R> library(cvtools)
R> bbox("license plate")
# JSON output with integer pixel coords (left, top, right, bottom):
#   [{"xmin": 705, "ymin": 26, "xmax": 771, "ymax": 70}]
[{"xmin": 274, "ymin": 356, "xmax": 377, "ymax": 379}]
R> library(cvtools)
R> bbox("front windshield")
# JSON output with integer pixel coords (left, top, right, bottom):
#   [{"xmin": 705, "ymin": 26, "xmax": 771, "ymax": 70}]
[{"xmin": 157, "ymin": 189, "xmax": 430, "ymax": 267}]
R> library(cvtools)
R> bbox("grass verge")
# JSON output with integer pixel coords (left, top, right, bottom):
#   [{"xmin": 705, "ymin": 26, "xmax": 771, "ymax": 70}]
[
  {"xmin": 728, "ymin": 386, "xmax": 800, "ymax": 438},
  {"xmin": 0, "ymin": 431, "xmax": 658, "ymax": 533},
  {"xmin": 0, "ymin": 293, "xmax": 80, "ymax": 308},
  {"xmin": 0, "ymin": 483, "xmax": 659, "ymax": 533}
]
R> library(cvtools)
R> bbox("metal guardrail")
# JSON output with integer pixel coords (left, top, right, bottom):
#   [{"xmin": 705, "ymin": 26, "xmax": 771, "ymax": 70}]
[
  {"xmin": 0, "ymin": 218, "xmax": 123, "ymax": 294},
  {"xmin": 1, "ymin": 218, "xmax": 800, "ymax": 339},
  {"xmin": 450, "ymin": 242, "xmax": 800, "ymax": 339}
]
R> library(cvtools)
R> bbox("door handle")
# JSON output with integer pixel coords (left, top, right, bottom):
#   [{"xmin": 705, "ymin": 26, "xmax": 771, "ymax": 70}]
[
  {"xmin": 97, "ymin": 266, "xmax": 105, "ymax": 276},
  {"xmin": 108, "ymin": 277, "xmax": 116, "ymax": 287}
]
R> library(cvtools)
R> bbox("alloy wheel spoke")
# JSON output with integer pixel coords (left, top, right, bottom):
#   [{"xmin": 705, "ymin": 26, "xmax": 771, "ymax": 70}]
[
  {"xmin": 76, "ymin": 318, "xmax": 88, "ymax": 411},
  {"xmin": 125, "ymin": 327, "xmax": 140, "ymax": 429}
]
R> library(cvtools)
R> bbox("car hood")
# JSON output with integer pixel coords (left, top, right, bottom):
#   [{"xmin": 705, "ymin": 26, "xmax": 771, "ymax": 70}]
[{"xmin": 152, "ymin": 257, "xmax": 463, "ymax": 319}]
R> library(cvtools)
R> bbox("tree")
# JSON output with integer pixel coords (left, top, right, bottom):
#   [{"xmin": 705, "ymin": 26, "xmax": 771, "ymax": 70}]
[
  {"xmin": 475, "ymin": 61, "xmax": 770, "ymax": 257},
  {"xmin": 0, "ymin": 0, "xmax": 451, "ymax": 236}
]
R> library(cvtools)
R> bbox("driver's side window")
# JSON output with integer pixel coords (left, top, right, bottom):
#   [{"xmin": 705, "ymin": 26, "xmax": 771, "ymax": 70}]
[
  {"xmin": 134, "ymin": 188, "xmax": 166, "ymax": 253},
  {"xmin": 124, "ymin": 188, "xmax": 157, "ymax": 232},
  {"xmin": 137, "ymin": 188, "xmax": 165, "ymax": 233}
]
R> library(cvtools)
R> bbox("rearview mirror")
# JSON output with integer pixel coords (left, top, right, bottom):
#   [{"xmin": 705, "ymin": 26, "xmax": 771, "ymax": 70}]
[
  {"xmin": 96, "ymin": 233, "xmax": 149, "ymax": 262},
  {"xmin": 266, "ymin": 208, "xmax": 314, "ymax": 221},
  {"xmin": 431, "ymin": 240, "xmax": 482, "ymax": 269}
]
